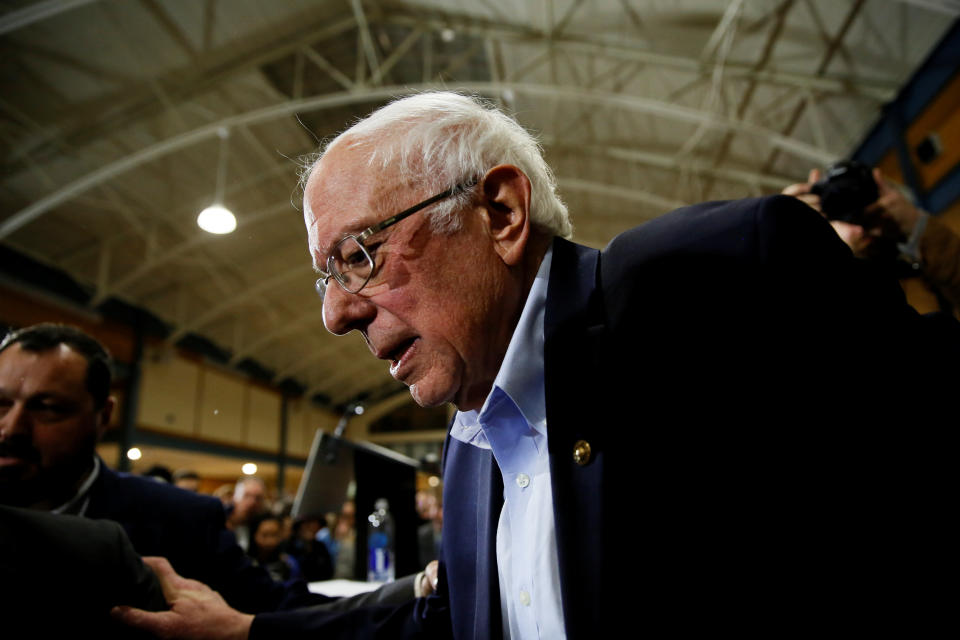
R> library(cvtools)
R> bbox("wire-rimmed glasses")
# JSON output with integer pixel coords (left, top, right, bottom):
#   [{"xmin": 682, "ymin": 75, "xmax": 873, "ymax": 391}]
[{"xmin": 314, "ymin": 180, "xmax": 477, "ymax": 302}]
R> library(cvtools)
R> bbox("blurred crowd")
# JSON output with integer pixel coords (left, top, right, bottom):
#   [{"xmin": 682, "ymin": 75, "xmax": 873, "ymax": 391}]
[{"xmin": 142, "ymin": 465, "xmax": 442, "ymax": 587}]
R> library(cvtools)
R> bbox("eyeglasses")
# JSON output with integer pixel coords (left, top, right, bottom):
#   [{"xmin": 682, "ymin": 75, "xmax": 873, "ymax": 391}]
[{"xmin": 314, "ymin": 180, "xmax": 476, "ymax": 301}]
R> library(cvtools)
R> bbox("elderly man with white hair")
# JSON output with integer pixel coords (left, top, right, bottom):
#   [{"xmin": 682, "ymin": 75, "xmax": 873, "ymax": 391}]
[{"xmin": 116, "ymin": 92, "xmax": 954, "ymax": 639}]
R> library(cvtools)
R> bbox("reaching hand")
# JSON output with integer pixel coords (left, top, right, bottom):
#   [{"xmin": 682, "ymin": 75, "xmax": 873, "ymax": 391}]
[
  {"xmin": 781, "ymin": 168, "xmax": 823, "ymax": 213},
  {"xmin": 112, "ymin": 556, "xmax": 254, "ymax": 640},
  {"xmin": 865, "ymin": 168, "xmax": 922, "ymax": 235},
  {"xmin": 419, "ymin": 560, "xmax": 440, "ymax": 597}
]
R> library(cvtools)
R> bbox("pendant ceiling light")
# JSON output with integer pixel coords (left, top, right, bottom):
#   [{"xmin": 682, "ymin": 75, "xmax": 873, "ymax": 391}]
[{"xmin": 197, "ymin": 127, "xmax": 236, "ymax": 234}]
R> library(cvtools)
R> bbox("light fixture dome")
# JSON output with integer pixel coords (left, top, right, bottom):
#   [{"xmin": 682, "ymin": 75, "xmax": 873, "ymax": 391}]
[{"xmin": 197, "ymin": 204, "xmax": 236, "ymax": 234}]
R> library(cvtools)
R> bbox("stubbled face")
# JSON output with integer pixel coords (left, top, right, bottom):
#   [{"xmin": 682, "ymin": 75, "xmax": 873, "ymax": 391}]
[
  {"xmin": 234, "ymin": 480, "xmax": 267, "ymax": 522},
  {"xmin": 303, "ymin": 146, "xmax": 515, "ymax": 410},
  {"xmin": 0, "ymin": 344, "xmax": 108, "ymax": 507}
]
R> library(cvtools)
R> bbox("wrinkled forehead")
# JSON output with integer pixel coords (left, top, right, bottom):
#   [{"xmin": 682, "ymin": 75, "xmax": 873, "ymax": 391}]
[{"xmin": 302, "ymin": 148, "xmax": 424, "ymax": 261}]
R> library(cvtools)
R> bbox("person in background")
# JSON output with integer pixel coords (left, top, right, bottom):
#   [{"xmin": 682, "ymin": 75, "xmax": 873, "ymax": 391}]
[
  {"xmin": 783, "ymin": 167, "xmax": 960, "ymax": 313},
  {"xmin": 415, "ymin": 490, "xmax": 442, "ymax": 567},
  {"xmin": 0, "ymin": 323, "xmax": 323, "ymax": 612},
  {"xmin": 173, "ymin": 469, "xmax": 201, "ymax": 492},
  {"xmin": 286, "ymin": 514, "xmax": 334, "ymax": 582},
  {"xmin": 0, "ymin": 322, "xmax": 429, "ymax": 620},
  {"xmin": 142, "ymin": 464, "xmax": 173, "ymax": 484},
  {"xmin": 272, "ymin": 497, "xmax": 295, "ymax": 544},
  {"xmin": 315, "ymin": 509, "xmax": 339, "ymax": 562},
  {"xmin": 227, "ymin": 475, "xmax": 268, "ymax": 552},
  {"xmin": 248, "ymin": 512, "xmax": 300, "ymax": 583},
  {"xmin": 331, "ymin": 499, "xmax": 356, "ymax": 580},
  {"xmin": 213, "ymin": 482, "xmax": 234, "ymax": 507}
]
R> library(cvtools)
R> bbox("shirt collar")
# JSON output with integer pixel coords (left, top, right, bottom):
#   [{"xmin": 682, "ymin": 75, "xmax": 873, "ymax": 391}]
[
  {"xmin": 451, "ymin": 245, "xmax": 553, "ymax": 447},
  {"xmin": 51, "ymin": 455, "xmax": 100, "ymax": 516}
]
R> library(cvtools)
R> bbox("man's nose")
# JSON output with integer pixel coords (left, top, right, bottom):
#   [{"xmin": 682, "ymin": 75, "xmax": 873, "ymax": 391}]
[{"xmin": 322, "ymin": 283, "xmax": 376, "ymax": 335}]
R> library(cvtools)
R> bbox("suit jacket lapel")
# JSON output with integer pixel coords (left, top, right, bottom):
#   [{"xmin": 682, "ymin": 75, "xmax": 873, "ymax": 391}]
[
  {"xmin": 441, "ymin": 437, "xmax": 504, "ymax": 640},
  {"xmin": 544, "ymin": 237, "xmax": 607, "ymax": 639}
]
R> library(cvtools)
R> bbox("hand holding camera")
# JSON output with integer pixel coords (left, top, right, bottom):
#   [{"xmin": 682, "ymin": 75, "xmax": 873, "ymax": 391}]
[{"xmin": 783, "ymin": 162, "xmax": 922, "ymax": 237}]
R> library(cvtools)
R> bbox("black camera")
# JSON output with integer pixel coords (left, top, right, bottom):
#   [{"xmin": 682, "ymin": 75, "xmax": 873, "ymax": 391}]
[{"xmin": 810, "ymin": 161, "xmax": 878, "ymax": 226}]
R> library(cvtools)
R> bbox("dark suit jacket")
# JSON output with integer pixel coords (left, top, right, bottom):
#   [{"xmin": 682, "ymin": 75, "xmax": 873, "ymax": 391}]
[
  {"xmin": 86, "ymin": 462, "xmax": 332, "ymax": 613},
  {"xmin": 0, "ymin": 505, "xmax": 166, "ymax": 638},
  {"xmin": 86, "ymin": 463, "xmax": 422, "ymax": 618},
  {"xmin": 255, "ymin": 196, "xmax": 956, "ymax": 638}
]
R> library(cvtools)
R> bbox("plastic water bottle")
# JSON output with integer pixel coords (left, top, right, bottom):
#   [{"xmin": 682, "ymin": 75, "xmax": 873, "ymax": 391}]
[{"xmin": 367, "ymin": 498, "xmax": 395, "ymax": 582}]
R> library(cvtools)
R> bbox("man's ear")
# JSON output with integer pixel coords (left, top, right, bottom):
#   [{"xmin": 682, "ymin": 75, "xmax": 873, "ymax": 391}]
[
  {"xmin": 96, "ymin": 396, "xmax": 115, "ymax": 441},
  {"xmin": 479, "ymin": 164, "xmax": 532, "ymax": 267}
]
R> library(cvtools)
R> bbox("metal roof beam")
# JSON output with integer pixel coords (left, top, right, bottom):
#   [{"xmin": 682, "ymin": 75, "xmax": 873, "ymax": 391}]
[
  {"xmin": 351, "ymin": 0, "xmax": 382, "ymax": 85},
  {"xmin": 559, "ymin": 177, "xmax": 686, "ymax": 212},
  {"xmin": 0, "ymin": 82, "xmax": 836, "ymax": 241},
  {"xmin": 546, "ymin": 140, "xmax": 796, "ymax": 190},
  {"xmin": 383, "ymin": 13, "xmax": 898, "ymax": 98},
  {"xmin": 166, "ymin": 264, "xmax": 313, "ymax": 344},
  {"xmin": 228, "ymin": 310, "xmax": 327, "ymax": 365},
  {"xmin": 4, "ymin": 14, "xmax": 358, "ymax": 167},
  {"xmin": 302, "ymin": 45, "xmax": 356, "ymax": 91},
  {"xmin": 0, "ymin": 0, "xmax": 99, "ymax": 35}
]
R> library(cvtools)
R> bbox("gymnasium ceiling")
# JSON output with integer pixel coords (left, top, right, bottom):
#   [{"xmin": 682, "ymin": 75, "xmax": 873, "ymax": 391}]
[{"xmin": 1, "ymin": 0, "xmax": 958, "ymax": 411}]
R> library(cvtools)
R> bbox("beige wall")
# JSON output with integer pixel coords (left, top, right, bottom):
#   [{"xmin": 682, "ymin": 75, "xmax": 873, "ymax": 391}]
[{"xmin": 138, "ymin": 351, "xmax": 338, "ymax": 455}]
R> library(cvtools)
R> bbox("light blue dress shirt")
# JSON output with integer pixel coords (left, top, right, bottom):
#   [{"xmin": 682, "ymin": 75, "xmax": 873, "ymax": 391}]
[{"xmin": 450, "ymin": 246, "xmax": 565, "ymax": 640}]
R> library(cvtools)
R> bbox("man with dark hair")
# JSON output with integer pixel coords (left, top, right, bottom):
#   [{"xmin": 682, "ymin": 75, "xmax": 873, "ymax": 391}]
[
  {"xmin": 0, "ymin": 323, "xmax": 115, "ymax": 511},
  {"xmin": 0, "ymin": 322, "xmax": 113, "ymax": 406},
  {"xmin": 0, "ymin": 322, "xmax": 428, "ymax": 617},
  {"xmin": 173, "ymin": 469, "xmax": 201, "ymax": 492}
]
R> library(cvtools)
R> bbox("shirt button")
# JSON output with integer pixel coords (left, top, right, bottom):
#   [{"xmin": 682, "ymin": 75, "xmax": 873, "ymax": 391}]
[
  {"xmin": 516, "ymin": 473, "xmax": 530, "ymax": 488},
  {"xmin": 519, "ymin": 589, "xmax": 531, "ymax": 606}
]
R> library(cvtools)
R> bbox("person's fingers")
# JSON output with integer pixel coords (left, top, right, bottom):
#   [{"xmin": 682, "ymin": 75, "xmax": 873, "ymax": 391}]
[
  {"xmin": 425, "ymin": 560, "xmax": 439, "ymax": 585},
  {"xmin": 142, "ymin": 556, "xmax": 181, "ymax": 603},
  {"xmin": 789, "ymin": 193, "xmax": 823, "ymax": 213},
  {"xmin": 111, "ymin": 606, "xmax": 179, "ymax": 639},
  {"xmin": 807, "ymin": 168, "xmax": 822, "ymax": 184},
  {"xmin": 781, "ymin": 183, "xmax": 810, "ymax": 196},
  {"xmin": 418, "ymin": 572, "xmax": 432, "ymax": 597},
  {"xmin": 142, "ymin": 556, "xmax": 175, "ymax": 576},
  {"xmin": 142, "ymin": 556, "xmax": 197, "ymax": 603},
  {"xmin": 872, "ymin": 167, "xmax": 885, "ymax": 188}
]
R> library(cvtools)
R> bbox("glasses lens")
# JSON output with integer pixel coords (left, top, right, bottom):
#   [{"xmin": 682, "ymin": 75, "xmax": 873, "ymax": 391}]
[{"xmin": 330, "ymin": 236, "xmax": 373, "ymax": 293}]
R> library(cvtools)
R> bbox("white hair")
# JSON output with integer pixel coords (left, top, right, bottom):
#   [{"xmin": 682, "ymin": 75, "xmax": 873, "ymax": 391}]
[{"xmin": 302, "ymin": 91, "xmax": 572, "ymax": 238}]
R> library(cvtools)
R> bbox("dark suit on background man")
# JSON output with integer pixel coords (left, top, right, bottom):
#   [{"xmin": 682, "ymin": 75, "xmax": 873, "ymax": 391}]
[
  {"xmin": 0, "ymin": 505, "xmax": 166, "ymax": 638},
  {"xmin": 85, "ymin": 461, "xmax": 325, "ymax": 614},
  {"xmin": 252, "ymin": 196, "xmax": 955, "ymax": 638},
  {"xmin": 86, "ymin": 461, "xmax": 421, "ymax": 615}
]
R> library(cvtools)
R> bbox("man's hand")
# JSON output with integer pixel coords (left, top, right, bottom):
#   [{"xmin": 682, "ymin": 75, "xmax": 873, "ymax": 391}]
[
  {"xmin": 866, "ymin": 168, "xmax": 922, "ymax": 235},
  {"xmin": 418, "ymin": 560, "xmax": 440, "ymax": 597},
  {"xmin": 781, "ymin": 168, "xmax": 823, "ymax": 212},
  {"xmin": 111, "ymin": 556, "xmax": 254, "ymax": 640}
]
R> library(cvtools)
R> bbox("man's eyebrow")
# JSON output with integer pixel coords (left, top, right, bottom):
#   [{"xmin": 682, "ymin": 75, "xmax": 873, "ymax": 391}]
[{"xmin": 312, "ymin": 215, "xmax": 375, "ymax": 272}]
